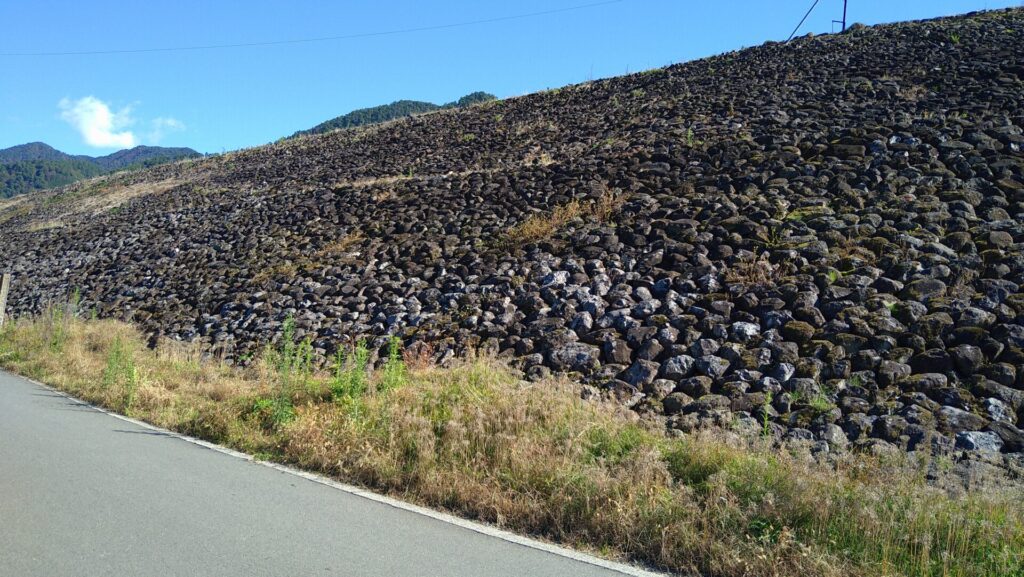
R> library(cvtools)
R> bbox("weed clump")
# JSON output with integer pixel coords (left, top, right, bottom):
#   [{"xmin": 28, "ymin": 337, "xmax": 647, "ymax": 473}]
[
  {"xmin": 330, "ymin": 339, "xmax": 370, "ymax": 401},
  {"xmin": 503, "ymin": 192, "xmax": 626, "ymax": 248},
  {"xmin": 1, "ymin": 312, "xmax": 1022, "ymax": 577},
  {"xmin": 102, "ymin": 336, "xmax": 139, "ymax": 411},
  {"xmin": 258, "ymin": 316, "xmax": 315, "ymax": 427},
  {"xmin": 378, "ymin": 336, "xmax": 407, "ymax": 393}
]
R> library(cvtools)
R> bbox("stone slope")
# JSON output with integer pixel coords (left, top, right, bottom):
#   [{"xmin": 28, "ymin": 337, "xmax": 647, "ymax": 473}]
[{"xmin": 3, "ymin": 9, "xmax": 1024, "ymax": 470}]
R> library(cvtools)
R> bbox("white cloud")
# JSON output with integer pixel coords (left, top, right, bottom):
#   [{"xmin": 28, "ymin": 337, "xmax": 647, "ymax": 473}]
[
  {"xmin": 147, "ymin": 117, "xmax": 186, "ymax": 143},
  {"xmin": 59, "ymin": 96, "xmax": 136, "ymax": 148}
]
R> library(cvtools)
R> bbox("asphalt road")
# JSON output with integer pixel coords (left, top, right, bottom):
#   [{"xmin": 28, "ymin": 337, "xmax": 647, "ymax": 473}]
[{"xmin": 0, "ymin": 370, "xmax": 659, "ymax": 577}]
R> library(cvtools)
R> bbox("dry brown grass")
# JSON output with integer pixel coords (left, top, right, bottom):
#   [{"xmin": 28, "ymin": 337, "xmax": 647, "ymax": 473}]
[
  {"xmin": 253, "ymin": 231, "xmax": 367, "ymax": 283},
  {"xmin": 252, "ymin": 261, "xmax": 298, "ymax": 284},
  {"xmin": 402, "ymin": 340, "xmax": 436, "ymax": 371},
  {"xmin": 0, "ymin": 197, "xmax": 33, "ymax": 225},
  {"xmin": 898, "ymin": 84, "xmax": 929, "ymax": 102},
  {"xmin": 1, "ymin": 313, "xmax": 1022, "ymax": 577},
  {"xmin": 2, "ymin": 177, "xmax": 186, "ymax": 234},
  {"xmin": 523, "ymin": 146, "xmax": 557, "ymax": 167},
  {"xmin": 26, "ymin": 219, "xmax": 63, "ymax": 232},
  {"xmin": 69, "ymin": 178, "xmax": 184, "ymax": 216},
  {"xmin": 506, "ymin": 200, "xmax": 584, "ymax": 245},
  {"xmin": 316, "ymin": 231, "xmax": 366, "ymax": 257},
  {"xmin": 723, "ymin": 252, "xmax": 781, "ymax": 287},
  {"xmin": 594, "ymin": 191, "xmax": 627, "ymax": 222},
  {"xmin": 0, "ymin": 193, "xmax": 29, "ymax": 213},
  {"xmin": 504, "ymin": 193, "xmax": 626, "ymax": 247}
]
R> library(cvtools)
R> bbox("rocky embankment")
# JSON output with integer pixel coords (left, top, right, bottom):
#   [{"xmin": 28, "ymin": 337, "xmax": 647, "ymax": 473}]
[{"xmin": 3, "ymin": 10, "xmax": 1024, "ymax": 476}]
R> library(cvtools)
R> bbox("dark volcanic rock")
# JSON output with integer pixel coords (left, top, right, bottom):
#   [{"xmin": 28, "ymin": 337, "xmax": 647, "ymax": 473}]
[
  {"xmin": 782, "ymin": 321, "xmax": 816, "ymax": 344},
  {"xmin": 955, "ymin": 431, "xmax": 1003, "ymax": 453},
  {"xmin": 901, "ymin": 279, "xmax": 947, "ymax": 303},
  {"xmin": 660, "ymin": 355, "xmax": 695, "ymax": 381},
  {"xmin": 622, "ymin": 360, "xmax": 660, "ymax": 388},
  {"xmin": 987, "ymin": 422, "xmax": 1024, "ymax": 452},
  {"xmin": 695, "ymin": 356, "xmax": 731, "ymax": 380},
  {"xmin": 548, "ymin": 343, "xmax": 601, "ymax": 373},
  {"xmin": 3, "ymin": 9, "xmax": 1024, "ymax": 468}
]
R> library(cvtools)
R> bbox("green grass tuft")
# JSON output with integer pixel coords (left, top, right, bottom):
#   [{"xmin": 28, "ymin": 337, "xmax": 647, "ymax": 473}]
[{"xmin": 0, "ymin": 311, "xmax": 1021, "ymax": 577}]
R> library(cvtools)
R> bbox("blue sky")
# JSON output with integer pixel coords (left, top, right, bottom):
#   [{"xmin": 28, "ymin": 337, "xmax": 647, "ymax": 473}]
[{"xmin": 1, "ymin": 0, "xmax": 1020, "ymax": 155}]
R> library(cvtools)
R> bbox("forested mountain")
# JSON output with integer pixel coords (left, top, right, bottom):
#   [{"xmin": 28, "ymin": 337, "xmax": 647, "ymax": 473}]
[
  {"xmin": 92, "ymin": 146, "xmax": 201, "ymax": 171},
  {"xmin": 291, "ymin": 91, "xmax": 496, "ymax": 138},
  {"xmin": 0, "ymin": 143, "xmax": 200, "ymax": 198},
  {"xmin": 0, "ymin": 159, "xmax": 105, "ymax": 198},
  {"xmin": 0, "ymin": 142, "xmax": 85, "ymax": 163}
]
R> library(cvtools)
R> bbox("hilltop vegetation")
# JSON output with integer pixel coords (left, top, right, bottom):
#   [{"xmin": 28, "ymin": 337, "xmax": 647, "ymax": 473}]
[
  {"xmin": 0, "ymin": 158, "xmax": 106, "ymax": 199},
  {"xmin": 89, "ymin": 145, "xmax": 201, "ymax": 171},
  {"xmin": 290, "ymin": 91, "xmax": 496, "ymax": 137},
  {"xmin": 0, "ymin": 142, "xmax": 78, "ymax": 163},
  {"xmin": 0, "ymin": 142, "xmax": 200, "ymax": 198}
]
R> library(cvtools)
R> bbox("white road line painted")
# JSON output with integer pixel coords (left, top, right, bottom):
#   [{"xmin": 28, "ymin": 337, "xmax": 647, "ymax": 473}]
[{"xmin": 22, "ymin": 374, "xmax": 672, "ymax": 577}]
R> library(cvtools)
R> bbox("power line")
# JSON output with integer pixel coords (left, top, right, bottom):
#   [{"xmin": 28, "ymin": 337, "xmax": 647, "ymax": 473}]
[
  {"xmin": 786, "ymin": 0, "xmax": 821, "ymax": 41},
  {"xmin": 0, "ymin": 0, "xmax": 624, "ymax": 57}
]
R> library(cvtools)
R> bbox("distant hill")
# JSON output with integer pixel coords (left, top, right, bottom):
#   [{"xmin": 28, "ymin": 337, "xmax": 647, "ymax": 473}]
[
  {"xmin": 291, "ymin": 91, "xmax": 496, "ymax": 138},
  {"xmin": 0, "ymin": 159, "xmax": 106, "ymax": 199},
  {"xmin": 0, "ymin": 143, "xmax": 200, "ymax": 198},
  {"xmin": 92, "ymin": 146, "xmax": 201, "ymax": 171},
  {"xmin": 0, "ymin": 142, "xmax": 87, "ymax": 163}
]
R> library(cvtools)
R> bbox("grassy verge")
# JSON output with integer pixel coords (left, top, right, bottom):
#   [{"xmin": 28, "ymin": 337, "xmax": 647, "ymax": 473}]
[{"xmin": 1, "ymin": 312, "xmax": 1022, "ymax": 577}]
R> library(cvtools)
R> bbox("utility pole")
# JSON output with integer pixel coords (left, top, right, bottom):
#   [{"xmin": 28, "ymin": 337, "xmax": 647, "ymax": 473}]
[
  {"xmin": 833, "ymin": 0, "xmax": 848, "ymax": 32},
  {"xmin": 0, "ymin": 273, "xmax": 10, "ymax": 328}
]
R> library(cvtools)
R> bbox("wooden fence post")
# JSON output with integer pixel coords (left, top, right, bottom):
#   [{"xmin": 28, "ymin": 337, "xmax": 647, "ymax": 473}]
[{"xmin": 0, "ymin": 273, "xmax": 10, "ymax": 327}]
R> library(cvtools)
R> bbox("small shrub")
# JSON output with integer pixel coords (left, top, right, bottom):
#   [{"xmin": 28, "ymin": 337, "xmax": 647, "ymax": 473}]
[
  {"xmin": 0, "ymin": 319, "xmax": 18, "ymax": 363},
  {"xmin": 331, "ymin": 339, "xmax": 369, "ymax": 401},
  {"xmin": 249, "ymin": 396, "xmax": 294, "ymax": 431},
  {"xmin": 44, "ymin": 289, "xmax": 79, "ymax": 353},
  {"xmin": 585, "ymin": 425, "xmax": 648, "ymax": 465},
  {"xmin": 102, "ymin": 336, "xmax": 139, "ymax": 411},
  {"xmin": 261, "ymin": 316, "xmax": 313, "ymax": 427},
  {"xmin": 661, "ymin": 438, "xmax": 738, "ymax": 489},
  {"xmin": 761, "ymin": 392, "xmax": 774, "ymax": 438},
  {"xmin": 785, "ymin": 206, "xmax": 832, "ymax": 221},
  {"xmin": 378, "ymin": 336, "xmax": 407, "ymax": 393},
  {"xmin": 898, "ymin": 84, "xmax": 928, "ymax": 102},
  {"xmin": 808, "ymin": 393, "xmax": 835, "ymax": 414},
  {"xmin": 46, "ymin": 305, "xmax": 68, "ymax": 352}
]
